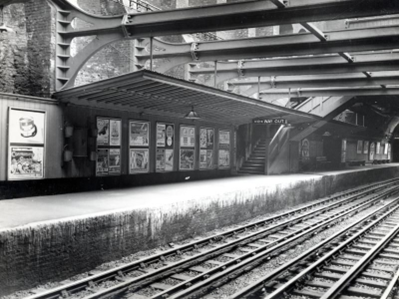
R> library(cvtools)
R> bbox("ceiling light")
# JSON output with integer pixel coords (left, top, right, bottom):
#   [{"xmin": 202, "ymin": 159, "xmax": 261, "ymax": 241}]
[{"xmin": 184, "ymin": 106, "xmax": 200, "ymax": 120}]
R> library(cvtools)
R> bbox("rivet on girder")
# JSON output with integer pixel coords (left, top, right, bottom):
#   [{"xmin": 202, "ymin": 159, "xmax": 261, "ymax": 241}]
[{"xmin": 190, "ymin": 42, "xmax": 199, "ymax": 61}]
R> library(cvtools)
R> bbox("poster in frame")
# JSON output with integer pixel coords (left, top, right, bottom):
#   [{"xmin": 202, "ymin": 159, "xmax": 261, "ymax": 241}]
[
  {"xmin": 369, "ymin": 142, "xmax": 375, "ymax": 161},
  {"xmin": 356, "ymin": 140, "xmax": 363, "ymax": 154},
  {"xmin": 130, "ymin": 148, "xmax": 149, "ymax": 173},
  {"xmin": 180, "ymin": 125, "xmax": 195, "ymax": 147},
  {"xmin": 363, "ymin": 141, "xmax": 369, "ymax": 155},
  {"xmin": 109, "ymin": 148, "xmax": 121, "ymax": 174},
  {"xmin": 97, "ymin": 118, "xmax": 110, "ymax": 146},
  {"xmin": 218, "ymin": 149, "xmax": 230, "ymax": 169},
  {"xmin": 96, "ymin": 148, "xmax": 109, "ymax": 176},
  {"xmin": 109, "ymin": 119, "xmax": 121, "ymax": 146},
  {"xmin": 8, "ymin": 146, "xmax": 44, "ymax": 180},
  {"xmin": 219, "ymin": 130, "xmax": 230, "ymax": 146},
  {"xmin": 180, "ymin": 148, "xmax": 195, "ymax": 170},
  {"xmin": 9, "ymin": 108, "xmax": 45, "ymax": 144},
  {"xmin": 130, "ymin": 121, "xmax": 150, "ymax": 146}
]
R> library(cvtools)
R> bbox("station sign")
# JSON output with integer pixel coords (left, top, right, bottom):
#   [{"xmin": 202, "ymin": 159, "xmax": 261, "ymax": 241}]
[{"xmin": 253, "ymin": 118, "xmax": 288, "ymax": 125}]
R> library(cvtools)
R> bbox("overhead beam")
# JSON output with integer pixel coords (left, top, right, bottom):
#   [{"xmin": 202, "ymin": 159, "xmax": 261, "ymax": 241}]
[
  {"xmin": 124, "ymin": 0, "xmax": 399, "ymax": 38},
  {"xmin": 260, "ymin": 87, "xmax": 399, "ymax": 98},
  {"xmin": 136, "ymin": 26, "xmax": 399, "ymax": 64},
  {"xmin": 227, "ymin": 72, "xmax": 399, "ymax": 90},
  {"xmin": 189, "ymin": 53, "xmax": 399, "ymax": 84}
]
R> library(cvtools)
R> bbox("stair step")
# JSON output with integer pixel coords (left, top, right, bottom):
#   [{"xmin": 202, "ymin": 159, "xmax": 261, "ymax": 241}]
[
  {"xmin": 57, "ymin": 65, "xmax": 70, "ymax": 69},
  {"xmin": 58, "ymin": 10, "xmax": 71, "ymax": 14}
]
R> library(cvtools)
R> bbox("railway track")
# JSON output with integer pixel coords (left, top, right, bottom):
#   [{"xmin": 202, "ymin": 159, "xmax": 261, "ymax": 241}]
[
  {"xmin": 24, "ymin": 179, "xmax": 399, "ymax": 299},
  {"xmin": 231, "ymin": 195, "xmax": 399, "ymax": 299}
]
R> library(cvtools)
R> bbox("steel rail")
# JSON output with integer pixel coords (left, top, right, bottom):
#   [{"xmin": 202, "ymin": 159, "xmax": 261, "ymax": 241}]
[
  {"xmin": 263, "ymin": 197, "xmax": 399, "ymax": 299},
  {"xmin": 153, "ymin": 187, "xmax": 399, "ymax": 299},
  {"xmin": 81, "ymin": 186, "xmax": 398, "ymax": 299},
  {"xmin": 380, "ymin": 266, "xmax": 399, "ymax": 299},
  {"xmin": 230, "ymin": 195, "xmax": 399, "ymax": 299},
  {"xmin": 24, "ymin": 179, "xmax": 397, "ymax": 299},
  {"xmin": 320, "ymin": 223, "xmax": 399, "ymax": 298}
]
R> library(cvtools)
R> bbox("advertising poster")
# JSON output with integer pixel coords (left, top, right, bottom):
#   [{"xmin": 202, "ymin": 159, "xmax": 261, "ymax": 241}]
[
  {"xmin": 96, "ymin": 149, "xmax": 109, "ymax": 176},
  {"xmin": 200, "ymin": 149, "xmax": 213, "ymax": 169},
  {"xmin": 156, "ymin": 149, "xmax": 174, "ymax": 172},
  {"xmin": 130, "ymin": 121, "xmax": 149, "ymax": 146},
  {"xmin": 109, "ymin": 119, "xmax": 121, "ymax": 146},
  {"xmin": 301, "ymin": 138, "xmax": 310, "ymax": 161},
  {"xmin": 377, "ymin": 142, "xmax": 381, "ymax": 155},
  {"xmin": 157, "ymin": 123, "xmax": 174, "ymax": 148},
  {"xmin": 9, "ymin": 146, "xmax": 44, "ymax": 180},
  {"xmin": 219, "ymin": 130, "xmax": 230, "ymax": 146},
  {"xmin": 388, "ymin": 144, "xmax": 391, "ymax": 160},
  {"xmin": 218, "ymin": 149, "xmax": 230, "ymax": 168},
  {"xmin": 341, "ymin": 139, "xmax": 347, "ymax": 163},
  {"xmin": 200, "ymin": 128, "xmax": 214, "ymax": 149},
  {"xmin": 97, "ymin": 118, "xmax": 110, "ymax": 145},
  {"xmin": 384, "ymin": 143, "xmax": 389, "ymax": 155},
  {"xmin": 369, "ymin": 142, "xmax": 375, "ymax": 161},
  {"xmin": 109, "ymin": 148, "xmax": 121, "ymax": 174},
  {"xmin": 9, "ymin": 109, "xmax": 45, "ymax": 144},
  {"xmin": 180, "ymin": 126, "xmax": 195, "ymax": 147},
  {"xmin": 130, "ymin": 148, "xmax": 149, "ymax": 173},
  {"xmin": 363, "ymin": 141, "xmax": 369, "ymax": 155},
  {"xmin": 356, "ymin": 140, "xmax": 363, "ymax": 154},
  {"xmin": 180, "ymin": 148, "xmax": 195, "ymax": 170}
]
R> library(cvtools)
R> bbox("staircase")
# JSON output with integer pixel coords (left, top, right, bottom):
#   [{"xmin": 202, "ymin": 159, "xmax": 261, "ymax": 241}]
[{"xmin": 238, "ymin": 139, "xmax": 267, "ymax": 174}]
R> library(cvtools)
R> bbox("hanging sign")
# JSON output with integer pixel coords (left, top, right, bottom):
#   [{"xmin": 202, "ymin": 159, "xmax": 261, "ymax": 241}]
[{"xmin": 253, "ymin": 118, "xmax": 288, "ymax": 125}]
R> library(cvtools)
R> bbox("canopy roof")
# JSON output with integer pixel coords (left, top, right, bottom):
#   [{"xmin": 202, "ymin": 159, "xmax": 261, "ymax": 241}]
[{"xmin": 54, "ymin": 70, "xmax": 321, "ymax": 126}]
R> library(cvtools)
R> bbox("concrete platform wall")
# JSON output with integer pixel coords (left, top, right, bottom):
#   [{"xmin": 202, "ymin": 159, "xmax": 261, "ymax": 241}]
[{"xmin": 1, "ymin": 166, "xmax": 399, "ymax": 295}]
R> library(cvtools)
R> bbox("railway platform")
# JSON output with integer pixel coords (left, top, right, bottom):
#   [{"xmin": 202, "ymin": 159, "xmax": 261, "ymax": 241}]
[{"xmin": 1, "ymin": 164, "xmax": 399, "ymax": 295}]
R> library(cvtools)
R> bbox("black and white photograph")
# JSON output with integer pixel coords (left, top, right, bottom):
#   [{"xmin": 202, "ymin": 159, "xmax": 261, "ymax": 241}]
[{"xmin": 2, "ymin": 0, "xmax": 399, "ymax": 298}]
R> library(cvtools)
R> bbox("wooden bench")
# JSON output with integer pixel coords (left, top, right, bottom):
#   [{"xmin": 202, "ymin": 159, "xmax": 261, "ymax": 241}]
[{"xmin": 346, "ymin": 160, "xmax": 366, "ymax": 166}]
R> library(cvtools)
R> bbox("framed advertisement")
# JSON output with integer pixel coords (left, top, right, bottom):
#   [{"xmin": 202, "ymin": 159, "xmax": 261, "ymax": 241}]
[
  {"xmin": 369, "ymin": 142, "xmax": 375, "ymax": 161},
  {"xmin": 341, "ymin": 139, "xmax": 347, "ymax": 163},
  {"xmin": 218, "ymin": 149, "xmax": 230, "ymax": 168},
  {"xmin": 180, "ymin": 148, "xmax": 195, "ymax": 170},
  {"xmin": 388, "ymin": 143, "xmax": 391, "ymax": 160},
  {"xmin": 8, "ymin": 146, "xmax": 44, "ymax": 180},
  {"xmin": 356, "ymin": 140, "xmax": 363, "ymax": 154},
  {"xmin": 363, "ymin": 141, "xmax": 369, "ymax": 154},
  {"xmin": 97, "ymin": 118, "xmax": 109, "ymax": 146},
  {"xmin": 384, "ymin": 143, "xmax": 389, "ymax": 155},
  {"xmin": 219, "ymin": 130, "xmax": 230, "ymax": 146},
  {"xmin": 156, "ymin": 149, "xmax": 174, "ymax": 172},
  {"xmin": 180, "ymin": 125, "xmax": 195, "ymax": 147},
  {"xmin": 200, "ymin": 149, "xmax": 213, "ymax": 170},
  {"xmin": 9, "ymin": 108, "xmax": 45, "ymax": 144},
  {"xmin": 376, "ymin": 142, "xmax": 381, "ymax": 155},
  {"xmin": 109, "ymin": 119, "xmax": 121, "ymax": 146},
  {"xmin": 200, "ymin": 127, "xmax": 214, "ymax": 169},
  {"xmin": 96, "ymin": 148, "xmax": 109, "ymax": 176},
  {"xmin": 156, "ymin": 123, "xmax": 174, "ymax": 172},
  {"xmin": 109, "ymin": 148, "xmax": 121, "ymax": 174},
  {"xmin": 301, "ymin": 138, "xmax": 310, "ymax": 161},
  {"xmin": 130, "ymin": 121, "xmax": 150, "ymax": 146},
  {"xmin": 130, "ymin": 148, "xmax": 149, "ymax": 173}
]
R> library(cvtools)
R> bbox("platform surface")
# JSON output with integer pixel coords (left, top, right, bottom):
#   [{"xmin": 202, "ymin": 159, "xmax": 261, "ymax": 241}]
[{"xmin": 1, "ymin": 163, "xmax": 398, "ymax": 230}]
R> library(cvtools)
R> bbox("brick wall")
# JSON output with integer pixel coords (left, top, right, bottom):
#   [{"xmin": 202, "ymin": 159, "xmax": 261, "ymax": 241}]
[{"xmin": 0, "ymin": 1, "xmax": 55, "ymax": 97}]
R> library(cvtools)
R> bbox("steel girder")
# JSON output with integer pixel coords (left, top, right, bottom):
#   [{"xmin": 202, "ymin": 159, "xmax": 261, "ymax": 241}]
[
  {"xmin": 135, "ymin": 26, "xmax": 399, "ymax": 72},
  {"xmin": 226, "ymin": 72, "xmax": 399, "ymax": 96},
  {"xmin": 260, "ymin": 87, "xmax": 399, "ymax": 100},
  {"xmin": 124, "ymin": 0, "xmax": 399, "ymax": 38},
  {"xmin": 189, "ymin": 53, "xmax": 399, "ymax": 86}
]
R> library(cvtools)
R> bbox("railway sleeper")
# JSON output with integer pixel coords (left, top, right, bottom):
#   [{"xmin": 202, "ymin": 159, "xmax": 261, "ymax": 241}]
[
  {"xmin": 346, "ymin": 285, "xmax": 383, "ymax": 298},
  {"xmin": 361, "ymin": 271, "xmax": 392, "ymax": 280},
  {"xmin": 379, "ymin": 253, "xmax": 399, "ymax": 260},
  {"xmin": 383, "ymin": 248, "xmax": 399, "ymax": 255},
  {"xmin": 293, "ymin": 288, "xmax": 325, "ymax": 298},
  {"xmin": 355, "ymin": 277, "xmax": 388, "ymax": 288}
]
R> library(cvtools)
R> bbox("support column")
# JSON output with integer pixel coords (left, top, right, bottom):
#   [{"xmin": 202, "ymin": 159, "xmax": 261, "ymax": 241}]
[{"xmin": 264, "ymin": 126, "xmax": 270, "ymax": 175}]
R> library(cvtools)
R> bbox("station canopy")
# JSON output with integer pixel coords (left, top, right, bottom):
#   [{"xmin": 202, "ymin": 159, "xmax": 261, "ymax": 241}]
[{"xmin": 53, "ymin": 70, "xmax": 321, "ymax": 126}]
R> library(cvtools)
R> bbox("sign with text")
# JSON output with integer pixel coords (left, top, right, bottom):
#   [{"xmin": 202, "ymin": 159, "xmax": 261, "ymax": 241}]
[{"xmin": 253, "ymin": 118, "xmax": 288, "ymax": 125}]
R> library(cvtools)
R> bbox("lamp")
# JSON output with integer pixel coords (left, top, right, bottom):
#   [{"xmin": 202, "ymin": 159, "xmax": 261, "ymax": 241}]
[{"xmin": 184, "ymin": 106, "xmax": 200, "ymax": 120}]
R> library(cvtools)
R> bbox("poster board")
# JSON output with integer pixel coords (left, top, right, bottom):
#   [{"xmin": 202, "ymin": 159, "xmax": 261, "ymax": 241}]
[
  {"xmin": 8, "ymin": 108, "xmax": 46, "ymax": 180},
  {"xmin": 179, "ymin": 125, "xmax": 195, "ymax": 170},
  {"xmin": 129, "ymin": 120, "xmax": 150, "ymax": 174},
  {"xmin": 156, "ymin": 123, "xmax": 174, "ymax": 172},
  {"xmin": 356, "ymin": 140, "xmax": 363, "ymax": 154},
  {"xmin": 369, "ymin": 142, "xmax": 375, "ymax": 161},
  {"xmin": 363, "ymin": 141, "xmax": 369, "ymax": 154},
  {"xmin": 341, "ymin": 139, "xmax": 347, "ymax": 163},
  {"xmin": 200, "ymin": 127, "xmax": 214, "ymax": 170},
  {"xmin": 96, "ymin": 117, "xmax": 122, "ymax": 176},
  {"xmin": 218, "ymin": 130, "xmax": 231, "ymax": 169}
]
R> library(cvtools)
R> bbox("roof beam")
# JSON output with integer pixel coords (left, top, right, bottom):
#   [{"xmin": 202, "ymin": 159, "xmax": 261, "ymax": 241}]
[
  {"xmin": 260, "ymin": 87, "xmax": 399, "ymax": 98},
  {"xmin": 136, "ymin": 26, "xmax": 399, "ymax": 63},
  {"xmin": 227, "ymin": 72, "xmax": 399, "ymax": 90},
  {"xmin": 124, "ymin": 0, "xmax": 399, "ymax": 38},
  {"xmin": 189, "ymin": 53, "xmax": 399, "ymax": 84}
]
